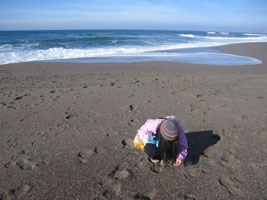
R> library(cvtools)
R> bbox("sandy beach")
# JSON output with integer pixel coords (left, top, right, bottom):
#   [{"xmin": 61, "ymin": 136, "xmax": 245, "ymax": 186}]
[{"xmin": 0, "ymin": 42, "xmax": 267, "ymax": 199}]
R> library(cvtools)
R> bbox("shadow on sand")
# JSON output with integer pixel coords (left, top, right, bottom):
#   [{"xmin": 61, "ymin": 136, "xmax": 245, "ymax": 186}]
[{"xmin": 184, "ymin": 130, "xmax": 220, "ymax": 166}]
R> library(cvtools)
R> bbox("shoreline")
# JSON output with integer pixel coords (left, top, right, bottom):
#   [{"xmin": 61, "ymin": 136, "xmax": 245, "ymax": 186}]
[
  {"xmin": 1, "ymin": 42, "xmax": 267, "ymax": 75},
  {"xmin": 217, "ymin": 42, "xmax": 267, "ymax": 61},
  {"xmin": 0, "ymin": 42, "xmax": 267, "ymax": 199}
]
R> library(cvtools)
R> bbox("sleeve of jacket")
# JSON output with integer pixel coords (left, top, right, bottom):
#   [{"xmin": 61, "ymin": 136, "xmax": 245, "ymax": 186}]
[{"xmin": 177, "ymin": 124, "xmax": 188, "ymax": 162}]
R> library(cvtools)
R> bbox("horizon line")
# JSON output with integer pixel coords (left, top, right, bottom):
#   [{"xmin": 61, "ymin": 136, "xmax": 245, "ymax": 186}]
[{"xmin": 0, "ymin": 28, "xmax": 266, "ymax": 34}]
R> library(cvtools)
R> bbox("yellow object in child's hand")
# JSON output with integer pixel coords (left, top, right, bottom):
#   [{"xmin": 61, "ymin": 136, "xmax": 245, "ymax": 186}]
[{"xmin": 134, "ymin": 133, "xmax": 145, "ymax": 151}]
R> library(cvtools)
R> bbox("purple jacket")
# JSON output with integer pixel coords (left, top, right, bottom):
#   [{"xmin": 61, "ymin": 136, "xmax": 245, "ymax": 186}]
[{"xmin": 137, "ymin": 115, "xmax": 188, "ymax": 161}]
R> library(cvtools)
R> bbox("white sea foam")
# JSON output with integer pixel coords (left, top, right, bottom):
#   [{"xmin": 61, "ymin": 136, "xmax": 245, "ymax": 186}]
[
  {"xmin": 0, "ymin": 41, "xmax": 224, "ymax": 64},
  {"xmin": 203, "ymin": 35, "xmax": 267, "ymax": 41},
  {"xmin": 208, "ymin": 32, "xmax": 216, "ymax": 34},
  {"xmin": 244, "ymin": 33, "xmax": 262, "ymax": 36},
  {"xmin": 1, "ymin": 33, "xmax": 267, "ymax": 65},
  {"xmin": 0, "ymin": 44, "xmax": 10, "ymax": 49},
  {"xmin": 179, "ymin": 34, "xmax": 196, "ymax": 38}
]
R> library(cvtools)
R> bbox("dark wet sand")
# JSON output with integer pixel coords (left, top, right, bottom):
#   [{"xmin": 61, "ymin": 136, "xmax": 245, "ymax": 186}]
[{"xmin": 0, "ymin": 42, "xmax": 267, "ymax": 199}]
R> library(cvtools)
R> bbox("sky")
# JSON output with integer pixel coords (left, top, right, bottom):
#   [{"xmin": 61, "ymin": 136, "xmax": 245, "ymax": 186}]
[{"xmin": 0, "ymin": 0, "xmax": 266, "ymax": 32}]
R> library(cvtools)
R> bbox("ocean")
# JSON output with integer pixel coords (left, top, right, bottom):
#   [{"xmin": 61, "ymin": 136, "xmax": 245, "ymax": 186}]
[{"xmin": 0, "ymin": 30, "xmax": 266, "ymax": 65}]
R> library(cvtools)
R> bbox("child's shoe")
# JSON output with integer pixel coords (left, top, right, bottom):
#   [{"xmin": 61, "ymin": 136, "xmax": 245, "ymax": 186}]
[{"xmin": 148, "ymin": 157, "xmax": 160, "ymax": 164}]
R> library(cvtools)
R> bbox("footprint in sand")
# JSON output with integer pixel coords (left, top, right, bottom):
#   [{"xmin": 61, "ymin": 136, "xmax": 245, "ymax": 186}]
[
  {"xmin": 77, "ymin": 149, "xmax": 94, "ymax": 163},
  {"xmin": 134, "ymin": 188, "xmax": 158, "ymax": 199},
  {"xmin": 128, "ymin": 94, "xmax": 135, "ymax": 98},
  {"xmin": 48, "ymin": 90, "xmax": 56, "ymax": 94},
  {"xmin": 16, "ymin": 158, "xmax": 37, "ymax": 170},
  {"xmin": 102, "ymin": 162, "xmax": 134, "ymax": 198},
  {"xmin": 102, "ymin": 182, "xmax": 122, "ymax": 199},
  {"xmin": 219, "ymin": 175, "xmax": 242, "ymax": 197},
  {"xmin": 5, "ymin": 158, "xmax": 35, "ymax": 170},
  {"xmin": 99, "ymin": 177, "xmax": 122, "ymax": 199},
  {"xmin": 121, "ymin": 139, "xmax": 127, "ymax": 147},
  {"xmin": 201, "ymin": 134, "xmax": 221, "ymax": 158},
  {"xmin": 65, "ymin": 111, "xmax": 77, "ymax": 120},
  {"xmin": 134, "ymin": 194, "xmax": 151, "ymax": 200},
  {"xmin": 241, "ymin": 115, "xmax": 248, "ymax": 120},
  {"xmin": 232, "ymin": 124, "xmax": 241, "ymax": 129},
  {"xmin": 109, "ymin": 162, "xmax": 133, "ymax": 180},
  {"xmin": 0, "ymin": 184, "xmax": 32, "ymax": 200},
  {"xmin": 120, "ymin": 138, "xmax": 134, "ymax": 148},
  {"xmin": 128, "ymin": 119, "xmax": 139, "ymax": 127},
  {"xmin": 14, "ymin": 96, "xmax": 23, "ymax": 101},
  {"xmin": 38, "ymin": 132, "xmax": 48, "ymax": 139},
  {"xmin": 55, "ymin": 122, "xmax": 70, "ymax": 135},
  {"xmin": 184, "ymin": 194, "xmax": 197, "ymax": 200},
  {"xmin": 189, "ymin": 104, "xmax": 195, "ymax": 113},
  {"xmin": 220, "ymin": 150, "xmax": 235, "ymax": 167},
  {"xmin": 186, "ymin": 168, "xmax": 200, "ymax": 178},
  {"xmin": 129, "ymin": 105, "xmax": 138, "ymax": 112},
  {"xmin": 0, "ymin": 102, "xmax": 7, "ymax": 106},
  {"xmin": 6, "ymin": 138, "xmax": 17, "ymax": 148},
  {"xmin": 4, "ymin": 152, "xmax": 48, "ymax": 170},
  {"xmin": 169, "ymin": 90, "xmax": 176, "ymax": 95},
  {"xmin": 6, "ymin": 104, "xmax": 16, "ymax": 109}
]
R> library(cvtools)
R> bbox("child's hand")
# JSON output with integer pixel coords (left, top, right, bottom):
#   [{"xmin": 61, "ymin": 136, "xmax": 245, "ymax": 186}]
[
  {"xmin": 173, "ymin": 158, "xmax": 182, "ymax": 167},
  {"xmin": 147, "ymin": 134, "xmax": 159, "ymax": 148}
]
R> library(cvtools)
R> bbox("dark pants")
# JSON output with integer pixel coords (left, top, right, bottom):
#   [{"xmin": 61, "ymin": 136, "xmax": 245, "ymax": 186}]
[{"xmin": 145, "ymin": 144, "xmax": 160, "ymax": 159}]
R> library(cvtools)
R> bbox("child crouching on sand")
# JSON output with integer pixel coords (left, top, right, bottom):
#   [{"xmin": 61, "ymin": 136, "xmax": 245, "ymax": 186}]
[{"xmin": 134, "ymin": 115, "xmax": 188, "ymax": 166}]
